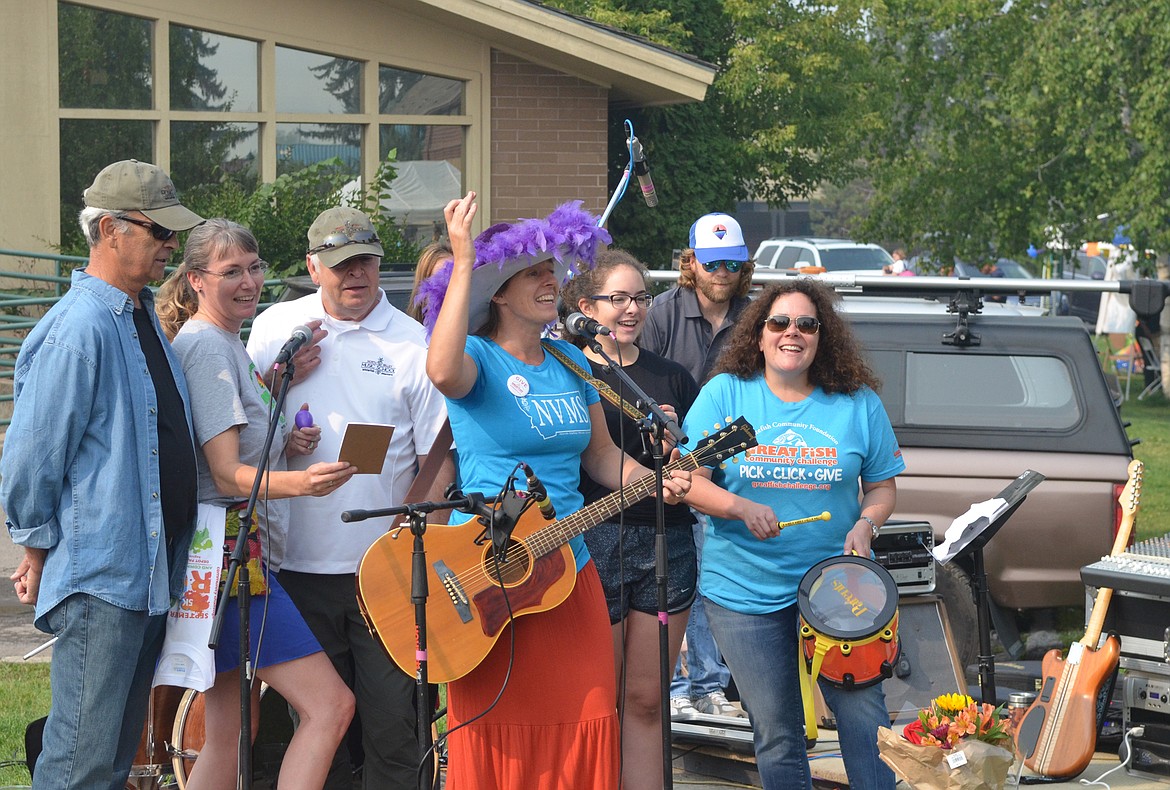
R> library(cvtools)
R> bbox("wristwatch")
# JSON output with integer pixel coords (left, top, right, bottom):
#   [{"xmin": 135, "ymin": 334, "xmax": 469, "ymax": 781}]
[{"xmin": 860, "ymin": 515, "xmax": 880, "ymax": 539}]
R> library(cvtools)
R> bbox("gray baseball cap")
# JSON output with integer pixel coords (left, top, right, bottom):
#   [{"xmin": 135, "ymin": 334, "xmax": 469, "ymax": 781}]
[
  {"xmin": 82, "ymin": 160, "xmax": 204, "ymax": 231},
  {"xmin": 307, "ymin": 207, "xmax": 385, "ymax": 267}
]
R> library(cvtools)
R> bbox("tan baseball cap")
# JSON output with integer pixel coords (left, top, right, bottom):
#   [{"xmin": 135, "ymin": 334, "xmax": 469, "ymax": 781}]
[
  {"xmin": 307, "ymin": 207, "xmax": 384, "ymax": 267},
  {"xmin": 82, "ymin": 160, "xmax": 204, "ymax": 231}
]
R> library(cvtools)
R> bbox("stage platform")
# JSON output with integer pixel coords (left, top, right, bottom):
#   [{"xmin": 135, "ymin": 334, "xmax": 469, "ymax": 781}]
[
  {"xmin": 673, "ymin": 740, "xmax": 1170, "ymax": 788},
  {"xmin": 670, "ymin": 709, "xmax": 1170, "ymax": 788}
]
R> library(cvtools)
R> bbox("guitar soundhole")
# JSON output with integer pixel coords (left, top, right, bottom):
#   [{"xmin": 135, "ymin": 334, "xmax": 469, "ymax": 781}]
[{"xmin": 483, "ymin": 543, "xmax": 533, "ymax": 586}]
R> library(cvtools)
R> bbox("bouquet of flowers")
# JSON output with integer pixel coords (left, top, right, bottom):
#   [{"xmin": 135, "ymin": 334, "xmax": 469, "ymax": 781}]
[{"xmin": 877, "ymin": 694, "xmax": 1016, "ymax": 790}]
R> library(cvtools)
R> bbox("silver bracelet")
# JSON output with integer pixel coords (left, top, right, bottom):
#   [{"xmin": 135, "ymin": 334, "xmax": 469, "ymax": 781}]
[{"xmin": 860, "ymin": 515, "xmax": 880, "ymax": 539}]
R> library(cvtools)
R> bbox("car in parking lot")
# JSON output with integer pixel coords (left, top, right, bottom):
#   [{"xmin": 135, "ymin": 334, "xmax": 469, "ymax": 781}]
[
  {"xmin": 753, "ymin": 237, "xmax": 893, "ymax": 274},
  {"xmin": 844, "ymin": 298, "xmax": 1134, "ymax": 663}
]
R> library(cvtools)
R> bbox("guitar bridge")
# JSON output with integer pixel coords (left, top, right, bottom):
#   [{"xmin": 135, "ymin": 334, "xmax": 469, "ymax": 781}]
[{"xmin": 434, "ymin": 559, "xmax": 473, "ymax": 623}]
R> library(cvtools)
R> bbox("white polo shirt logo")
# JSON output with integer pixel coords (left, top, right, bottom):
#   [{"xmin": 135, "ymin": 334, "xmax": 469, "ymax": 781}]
[{"xmin": 360, "ymin": 357, "xmax": 397, "ymax": 376}]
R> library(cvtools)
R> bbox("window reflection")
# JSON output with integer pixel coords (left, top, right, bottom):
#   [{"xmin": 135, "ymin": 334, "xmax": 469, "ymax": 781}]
[
  {"xmin": 171, "ymin": 122, "xmax": 259, "ymax": 193},
  {"xmin": 277, "ymin": 123, "xmax": 362, "ymax": 176},
  {"xmin": 276, "ymin": 48, "xmax": 360, "ymax": 114},
  {"xmin": 170, "ymin": 26, "xmax": 258, "ymax": 112},
  {"xmin": 379, "ymin": 66, "xmax": 464, "ymax": 115},
  {"xmin": 59, "ymin": 2, "xmax": 151, "ymax": 110},
  {"xmin": 59, "ymin": 119, "xmax": 152, "ymax": 250},
  {"xmin": 379, "ymin": 125, "xmax": 463, "ymax": 244}
]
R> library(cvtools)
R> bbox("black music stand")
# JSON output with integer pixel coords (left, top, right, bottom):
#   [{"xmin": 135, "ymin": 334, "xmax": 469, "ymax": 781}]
[{"xmin": 932, "ymin": 470, "xmax": 1046, "ymax": 705}]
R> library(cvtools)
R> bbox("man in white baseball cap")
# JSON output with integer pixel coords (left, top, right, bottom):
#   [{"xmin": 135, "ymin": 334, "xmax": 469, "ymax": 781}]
[{"xmin": 641, "ymin": 211, "xmax": 754, "ymax": 721}]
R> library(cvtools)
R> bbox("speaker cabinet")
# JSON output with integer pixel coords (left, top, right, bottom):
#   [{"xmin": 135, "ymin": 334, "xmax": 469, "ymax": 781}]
[{"xmin": 816, "ymin": 594, "xmax": 966, "ymax": 727}]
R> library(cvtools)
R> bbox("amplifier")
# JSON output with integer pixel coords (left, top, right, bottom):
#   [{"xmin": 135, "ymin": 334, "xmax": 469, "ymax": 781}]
[
  {"xmin": 1123, "ymin": 671, "xmax": 1170, "ymax": 781},
  {"xmin": 1082, "ymin": 535, "xmax": 1170, "ymax": 665},
  {"xmin": 874, "ymin": 521, "xmax": 935, "ymax": 595}
]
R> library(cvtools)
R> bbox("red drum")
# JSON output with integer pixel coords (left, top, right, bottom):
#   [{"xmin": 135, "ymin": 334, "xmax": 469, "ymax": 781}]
[
  {"xmin": 797, "ymin": 555, "xmax": 900, "ymax": 689},
  {"xmin": 125, "ymin": 685, "xmax": 186, "ymax": 790}
]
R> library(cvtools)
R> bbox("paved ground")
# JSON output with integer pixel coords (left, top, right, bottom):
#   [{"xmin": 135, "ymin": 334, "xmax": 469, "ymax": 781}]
[{"xmin": 0, "ymin": 533, "xmax": 49, "ymax": 663}]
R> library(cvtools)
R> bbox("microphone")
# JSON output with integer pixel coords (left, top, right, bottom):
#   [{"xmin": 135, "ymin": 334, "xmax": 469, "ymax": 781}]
[
  {"xmin": 564, "ymin": 312, "xmax": 612, "ymax": 338},
  {"xmin": 520, "ymin": 463, "xmax": 556, "ymax": 520},
  {"xmin": 273, "ymin": 325, "xmax": 313, "ymax": 366},
  {"xmin": 630, "ymin": 136, "xmax": 658, "ymax": 208}
]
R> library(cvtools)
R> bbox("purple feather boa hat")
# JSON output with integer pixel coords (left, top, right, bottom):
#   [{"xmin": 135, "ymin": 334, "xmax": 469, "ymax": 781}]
[{"xmin": 415, "ymin": 201, "xmax": 611, "ymax": 335}]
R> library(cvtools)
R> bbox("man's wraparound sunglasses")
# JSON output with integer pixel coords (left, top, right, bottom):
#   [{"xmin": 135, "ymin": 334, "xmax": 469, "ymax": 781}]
[
  {"xmin": 308, "ymin": 229, "xmax": 381, "ymax": 255},
  {"xmin": 763, "ymin": 314, "xmax": 821, "ymax": 335},
  {"xmin": 119, "ymin": 216, "xmax": 176, "ymax": 241},
  {"xmin": 700, "ymin": 260, "xmax": 743, "ymax": 273}
]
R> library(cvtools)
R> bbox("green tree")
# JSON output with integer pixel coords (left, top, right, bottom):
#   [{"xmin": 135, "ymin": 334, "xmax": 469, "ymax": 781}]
[
  {"xmin": 182, "ymin": 152, "xmax": 417, "ymax": 283},
  {"xmin": 544, "ymin": 0, "xmax": 883, "ymax": 267}
]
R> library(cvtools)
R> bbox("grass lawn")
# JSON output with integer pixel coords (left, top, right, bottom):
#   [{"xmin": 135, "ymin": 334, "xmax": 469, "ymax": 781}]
[
  {"xmin": 0, "ymin": 662, "xmax": 48, "ymax": 788},
  {"xmin": 1119, "ymin": 393, "xmax": 1170, "ymax": 541}
]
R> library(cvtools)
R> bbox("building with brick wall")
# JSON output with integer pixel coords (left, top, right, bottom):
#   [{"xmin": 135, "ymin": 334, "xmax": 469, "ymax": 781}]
[{"xmin": 0, "ymin": 0, "xmax": 714, "ymax": 255}]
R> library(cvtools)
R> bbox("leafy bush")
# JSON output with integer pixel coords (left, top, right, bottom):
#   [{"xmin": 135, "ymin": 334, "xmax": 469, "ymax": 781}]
[{"xmin": 182, "ymin": 152, "xmax": 418, "ymax": 280}]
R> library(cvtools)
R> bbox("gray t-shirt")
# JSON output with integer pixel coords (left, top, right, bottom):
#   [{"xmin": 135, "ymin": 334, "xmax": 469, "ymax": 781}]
[{"xmin": 172, "ymin": 319, "xmax": 290, "ymax": 570}]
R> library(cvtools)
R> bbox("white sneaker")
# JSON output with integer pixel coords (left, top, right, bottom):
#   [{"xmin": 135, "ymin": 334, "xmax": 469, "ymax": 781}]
[
  {"xmin": 670, "ymin": 696, "xmax": 698, "ymax": 721},
  {"xmin": 693, "ymin": 690, "xmax": 745, "ymax": 718}
]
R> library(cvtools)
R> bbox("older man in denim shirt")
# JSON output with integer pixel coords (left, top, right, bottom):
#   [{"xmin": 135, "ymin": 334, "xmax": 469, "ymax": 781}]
[{"xmin": 2, "ymin": 160, "xmax": 202, "ymax": 789}]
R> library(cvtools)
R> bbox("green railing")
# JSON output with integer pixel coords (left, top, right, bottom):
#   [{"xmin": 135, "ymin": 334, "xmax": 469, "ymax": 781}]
[{"xmin": 0, "ymin": 249, "xmax": 286, "ymax": 427}]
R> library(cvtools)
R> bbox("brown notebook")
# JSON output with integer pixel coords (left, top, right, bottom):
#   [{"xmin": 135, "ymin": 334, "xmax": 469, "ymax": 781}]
[{"xmin": 338, "ymin": 423, "xmax": 395, "ymax": 474}]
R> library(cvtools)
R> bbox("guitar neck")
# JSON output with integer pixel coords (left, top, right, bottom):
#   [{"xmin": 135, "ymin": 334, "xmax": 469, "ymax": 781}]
[
  {"xmin": 1080, "ymin": 459, "xmax": 1143, "ymax": 648},
  {"xmin": 527, "ymin": 455, "xmax": 698, "ymax": 558}
]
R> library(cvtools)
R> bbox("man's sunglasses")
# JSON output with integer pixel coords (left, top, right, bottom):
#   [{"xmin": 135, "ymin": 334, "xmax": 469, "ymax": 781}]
[
  {"xmin": 119, "ymin": 216, "xmax": 176, "ymax": 241},
  {"xmin": 308, "ymin": 229, "xmax": 381, "ymax": 255},
  {"xmin": 762, "ymin": 314, "xmax": 821, "ymax": 335},
  {"xmin": 700, "ymin": 260, "xmax": 743, "ymax": 273}
]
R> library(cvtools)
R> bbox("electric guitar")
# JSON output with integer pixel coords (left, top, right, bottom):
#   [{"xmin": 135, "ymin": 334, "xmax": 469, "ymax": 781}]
[
  {"xmin": 355, "ymin": 417, "xmax": 756, "ymax": 683},
  {"xmin": 1016, "ymin": 458, "xmax": 1143, "ymax": 778}
]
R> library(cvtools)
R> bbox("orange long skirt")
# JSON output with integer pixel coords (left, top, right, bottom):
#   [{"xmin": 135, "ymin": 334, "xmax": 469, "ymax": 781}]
[{"xmin": 445, "ymin": 561, "xmax": 620, "ymax": 790}]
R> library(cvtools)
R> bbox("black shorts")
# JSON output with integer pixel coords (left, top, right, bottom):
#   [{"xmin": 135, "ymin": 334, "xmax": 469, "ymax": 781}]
[{"xmin": 583, "ymin": 519, "xmax": 697, "ymax": 625}]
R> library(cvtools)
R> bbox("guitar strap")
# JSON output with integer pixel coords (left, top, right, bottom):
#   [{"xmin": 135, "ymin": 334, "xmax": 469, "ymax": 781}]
[
  {"xmin": 386, "ymin": 418, "xmax": 454, "ymax": 534},
  {"xmin": 541, "ymin": 340, "xmax": 650, "ymax": 423}
]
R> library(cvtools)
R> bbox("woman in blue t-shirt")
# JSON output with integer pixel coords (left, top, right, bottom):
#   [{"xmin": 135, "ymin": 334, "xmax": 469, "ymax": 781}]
[
  {"xmin": 420, "ymin": 193, "xmax": 692, "ymax": 790},
  {"xmin": 685, "ymin": 278, "xmax": 906, "ymax": 790}
]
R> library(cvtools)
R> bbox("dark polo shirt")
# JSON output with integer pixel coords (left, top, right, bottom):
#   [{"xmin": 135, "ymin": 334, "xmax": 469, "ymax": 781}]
[{"xmin": 641, "ymin": 285, "xmax": 752, "ymax": 385}]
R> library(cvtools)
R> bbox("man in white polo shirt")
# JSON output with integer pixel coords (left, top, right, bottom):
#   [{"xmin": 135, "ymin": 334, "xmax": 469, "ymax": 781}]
[{"xmin": 247, "ymin": 206, "xmax": 451, "ymax": 789}]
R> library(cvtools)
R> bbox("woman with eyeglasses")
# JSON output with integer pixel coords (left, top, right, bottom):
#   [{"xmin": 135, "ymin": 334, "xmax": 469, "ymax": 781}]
[
  {"xmin": 157, "ymin": 219, "xmax": 356, "ymax": 790},
  {"xmin": 682, "ymin": 279, "xmax": 905, "ymax": 790},
  {"xmin": 559, "ymin": 249, "xmax": 700, "ymax": 790}
]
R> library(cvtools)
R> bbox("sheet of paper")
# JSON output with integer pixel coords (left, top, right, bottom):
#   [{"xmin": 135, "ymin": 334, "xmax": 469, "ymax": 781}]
[{"xmin": 338, "ymin": 423, "xmax": 394, "ymax": 474}]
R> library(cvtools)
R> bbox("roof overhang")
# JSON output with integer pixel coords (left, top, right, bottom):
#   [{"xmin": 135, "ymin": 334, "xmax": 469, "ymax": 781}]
[{"xmin": 382, "ymin": 0, "xmax": 716, "ymax": 106}]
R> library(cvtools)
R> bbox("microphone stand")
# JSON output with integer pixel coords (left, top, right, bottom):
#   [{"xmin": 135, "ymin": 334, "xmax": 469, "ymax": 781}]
[
  {"xmin": 342, "ymin": 491, "xmax": 507, "ymax": 790},
  {"xmin": 207, "ymin": 359, "xmax": 297, "ymax": 790},
  {"xmin": 584, "ymin": 338, "xmax": 686, "ymax": 790}
]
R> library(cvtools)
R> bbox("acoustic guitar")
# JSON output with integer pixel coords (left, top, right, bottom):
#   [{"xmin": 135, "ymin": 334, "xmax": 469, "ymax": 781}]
[
  {"xmin": 355, "ymin": 417, "xmax": 757, "ymax": 683},
  {"xmin": 1016, "ymin": 458, "xmax": 1143, "ymax": 778}
]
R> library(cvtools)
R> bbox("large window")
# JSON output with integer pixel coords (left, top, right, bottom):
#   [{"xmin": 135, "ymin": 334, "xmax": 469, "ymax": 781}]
[{"xmin": 57, "ymin": 2, "xmax": 469, "ymax": 250}]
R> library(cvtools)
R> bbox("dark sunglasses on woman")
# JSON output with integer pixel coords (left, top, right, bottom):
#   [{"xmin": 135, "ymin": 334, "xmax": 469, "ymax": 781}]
[{"xmin": 763, "ymin": 314, "xmax": 821, "ymax": 335}]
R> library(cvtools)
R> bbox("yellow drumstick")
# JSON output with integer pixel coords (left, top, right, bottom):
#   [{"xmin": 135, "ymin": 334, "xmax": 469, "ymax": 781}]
[{"xmin": 776, "ymin": 511, "xmax": 831, "ymax": 530}]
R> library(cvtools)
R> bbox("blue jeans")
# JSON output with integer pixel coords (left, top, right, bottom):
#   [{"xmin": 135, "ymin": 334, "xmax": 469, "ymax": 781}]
[
  {"xmin": 35, "ymin": 593, "xmax": 167, "ymax": 790},
  {"xmin": 670, "ymin": 513, "xmax": 730, "ymax": 699},
  {"xmin": 705, "ymin": 598, "xmax": 894, "ymax": 790}
]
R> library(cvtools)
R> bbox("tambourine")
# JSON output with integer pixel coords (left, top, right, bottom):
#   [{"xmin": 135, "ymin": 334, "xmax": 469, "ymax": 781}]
[{"xmin": 797, "ymin": 554, "xmax": 900, "ymax": 690}]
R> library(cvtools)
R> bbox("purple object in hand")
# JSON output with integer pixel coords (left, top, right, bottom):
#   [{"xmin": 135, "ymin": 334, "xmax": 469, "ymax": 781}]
[{"xmin": 295, "ymin": 408, "xmax": 314, "ymax": 429}]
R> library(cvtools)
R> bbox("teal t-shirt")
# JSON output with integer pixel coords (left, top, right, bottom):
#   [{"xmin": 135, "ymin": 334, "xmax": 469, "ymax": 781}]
[
  {"xmin": 683, "ymin": 373, "xmax": 905, "ymax": 614},
  {"xmin": 446, "ymin": 336, "xmax": 600, "ymax": 570}
]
